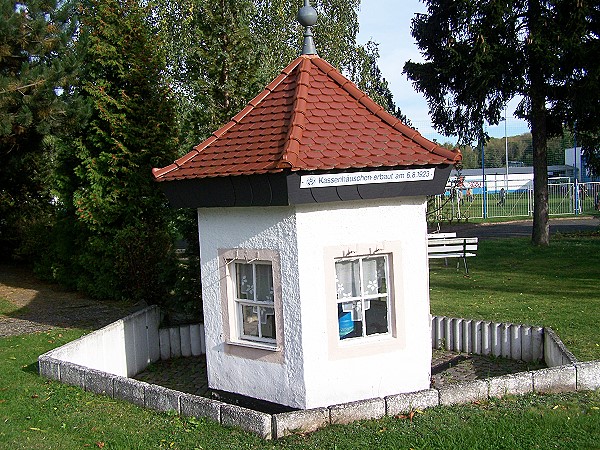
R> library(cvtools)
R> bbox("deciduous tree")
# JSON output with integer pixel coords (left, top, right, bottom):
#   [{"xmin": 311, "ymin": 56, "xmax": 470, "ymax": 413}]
[{"xmin": 404, "ymin": 0, "xmax": 600, "ymax": 245}]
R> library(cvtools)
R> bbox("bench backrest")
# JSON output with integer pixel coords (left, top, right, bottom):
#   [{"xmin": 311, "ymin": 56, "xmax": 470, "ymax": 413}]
[
  {"xmin": 426, "ymin": 232, "xmax": 457, "ymax": 240},
  {"xmin": 427, "ymin": 237, "xmax": 478, "ymax": 256}
]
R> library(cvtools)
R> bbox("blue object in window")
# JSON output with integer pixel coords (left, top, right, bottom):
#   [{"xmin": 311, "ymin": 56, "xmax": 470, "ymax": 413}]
[{"xmin": 338, "ymin": 312, "xmax": 354, "ymax": 338}]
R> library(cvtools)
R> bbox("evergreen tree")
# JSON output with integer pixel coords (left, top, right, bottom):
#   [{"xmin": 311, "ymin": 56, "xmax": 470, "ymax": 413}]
[
  {"xmin": 0, "ymin": 0, "xmax": 82, "ymax": 260},
  {"xmin": 153, "ymin": 0, "xmax": 262, "ymax": 150},
  {"xmin": 49, "ymin": 0, "xmax": 179, "ymax": 302},
  {"xmin": 404, "ymin": 0, "xmax": 600, "ymax": 245}
]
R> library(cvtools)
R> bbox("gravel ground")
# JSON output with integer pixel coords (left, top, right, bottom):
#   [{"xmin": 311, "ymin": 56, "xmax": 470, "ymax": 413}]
[{"xmin": 0, "ymin": 264, "xmax": 142, "ymax": 337}]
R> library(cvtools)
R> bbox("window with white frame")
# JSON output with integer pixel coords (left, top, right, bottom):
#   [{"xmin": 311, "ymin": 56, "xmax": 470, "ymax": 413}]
[
  {"xmin": 335, "ymin": 254, "xmax": 390, "ymax": 340},
  {"xmin": 233, "ymin": 260, "xmax": 276, "ymax": 344}
]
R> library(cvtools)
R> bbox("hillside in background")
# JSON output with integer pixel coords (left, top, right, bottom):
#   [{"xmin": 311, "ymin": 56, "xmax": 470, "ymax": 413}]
[{"xmin": 451, "ymin": 132, "xmax": 576, "ymax": 170}]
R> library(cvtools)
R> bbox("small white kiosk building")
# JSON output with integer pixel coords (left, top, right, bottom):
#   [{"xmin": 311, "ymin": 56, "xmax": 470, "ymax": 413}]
[{"xmin": 153, "ymin": 4, "xmax": 461, "ymax": 410}]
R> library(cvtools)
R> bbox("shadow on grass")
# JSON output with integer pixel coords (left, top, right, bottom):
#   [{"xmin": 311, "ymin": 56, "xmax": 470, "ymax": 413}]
[{"xmin": 22, "ymin": 361, "xmax": 39, "ymax": 376}]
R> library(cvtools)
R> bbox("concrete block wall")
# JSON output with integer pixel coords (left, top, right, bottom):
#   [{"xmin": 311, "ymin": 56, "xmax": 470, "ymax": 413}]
[
  {"xmin": 544, "ymin": 327, "xmax": 578, "ymax": 367},
  {"xmin": 39, "ymin": 312, "xmax": 600, "ymax": 440},
  {"xmin": 39, "ymin": 306, "xmax": 205, "ymax": 379}
]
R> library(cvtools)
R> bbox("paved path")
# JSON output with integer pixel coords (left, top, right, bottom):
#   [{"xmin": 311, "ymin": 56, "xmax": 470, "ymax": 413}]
[
  {"xmin": 133, "ymin": 348, "xmax": 546, "ymax": 400},
  {"xmin": 437, "ymin": 215, "xmax": 599, "ymax": 240},
  {"xmin": 0, "ymin": 265, "xmax": 143, "ymax": 337}
]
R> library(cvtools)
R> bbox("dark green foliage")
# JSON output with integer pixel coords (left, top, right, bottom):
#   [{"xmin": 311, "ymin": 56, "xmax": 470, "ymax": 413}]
[
  {"xmin": 403, "ymin": 0, "xmax": 600, "ymax": 245},
  {"xmin": 45, "ymin": 0, "xmax": 180, "ymax": 303},
  {"xmin": 0, "ymin": 0, "xmax": 84, "ymax": 260},
  {"xmin": 2, "ymin": 0, "xmax": 408, "ymax": 311},
  {"xmin": 349, "ymin": 41, "xmax": 412, "ymax": 125},
  {"xmin": 153, "ymin": 0, "xmax": 263, "ymax": 150},
  {"xmin": 254, "ymin": 0, "xmax": 410, "ymax": 124}
]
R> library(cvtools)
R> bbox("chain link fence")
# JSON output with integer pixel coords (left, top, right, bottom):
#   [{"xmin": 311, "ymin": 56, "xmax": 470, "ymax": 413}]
[{"xmin": 427, "ymin": 179, "xmax": 600, "ymax": 225}]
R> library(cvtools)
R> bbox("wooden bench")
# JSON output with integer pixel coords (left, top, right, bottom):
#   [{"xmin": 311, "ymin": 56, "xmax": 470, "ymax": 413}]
[{"xmin": 427, "ymin": 234, "xmax": 478, "ymax": 274}]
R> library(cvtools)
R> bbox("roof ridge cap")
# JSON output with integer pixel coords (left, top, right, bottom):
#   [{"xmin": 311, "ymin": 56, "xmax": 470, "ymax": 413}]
[
  {"xmin": 277, "ymin": 56, "xmax": 311, "ymax": 169},
  {"xmin": 201, "ymin": 57, "xmax": 306, "ymax": 150}
]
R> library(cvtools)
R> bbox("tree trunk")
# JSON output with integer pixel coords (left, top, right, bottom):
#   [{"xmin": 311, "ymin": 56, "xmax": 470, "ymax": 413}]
[
  {"xmin": 530, "ymin": 98, "xmax": 549, "ymax": 246},
  {"xmin": 528, "ymin": 0, "xmax": 550, "ymax": 246}
]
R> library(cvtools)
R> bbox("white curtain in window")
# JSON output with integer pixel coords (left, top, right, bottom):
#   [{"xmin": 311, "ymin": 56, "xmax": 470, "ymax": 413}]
[{"xmin": 335, "ymin": 259, "xmax": 360, "ymax": 299}]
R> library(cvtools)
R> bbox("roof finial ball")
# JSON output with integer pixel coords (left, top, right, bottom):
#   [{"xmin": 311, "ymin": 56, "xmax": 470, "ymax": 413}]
[{"xmin": 297, "ymin": 0, "xmax": 318, "ymax": 55}]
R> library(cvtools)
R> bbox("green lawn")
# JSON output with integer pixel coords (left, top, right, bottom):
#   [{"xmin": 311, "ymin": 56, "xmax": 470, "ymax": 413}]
[
  {"xmin": 1, "ymin": 235, "xmax": 600, "ymax": 448},
  {"xmin": 429, "ymin": 234, "xmax": 600, "ymax": 361}
]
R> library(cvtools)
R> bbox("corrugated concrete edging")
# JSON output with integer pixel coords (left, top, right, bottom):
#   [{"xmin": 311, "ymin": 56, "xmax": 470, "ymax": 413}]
[{"xmin": 431, "ymin": 316, "xmax": 582, "ymax": 365}]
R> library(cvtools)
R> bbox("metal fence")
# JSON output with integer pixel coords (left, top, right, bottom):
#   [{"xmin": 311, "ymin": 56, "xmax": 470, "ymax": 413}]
[{"xmin": 427, "ymin": 180, "xmax": 600, "ymax": 224}]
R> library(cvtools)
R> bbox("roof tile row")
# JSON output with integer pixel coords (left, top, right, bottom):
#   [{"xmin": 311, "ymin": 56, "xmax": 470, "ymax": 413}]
[{"xmin": 152, "ymin": 54, "xmax": 461, "ymax": 181}]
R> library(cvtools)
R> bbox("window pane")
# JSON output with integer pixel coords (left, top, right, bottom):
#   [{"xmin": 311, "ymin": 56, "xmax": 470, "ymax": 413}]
[
  {"xmin": 260, "ymin": 307, "xmax": 276, "ymax": 339},
  {"xmin": 236, "ymin": 263, "xmax": 254, "ymax": 300},
  {"xmin": 362, "ymin": 256, "xmax": 387, "ymax": 294},
  {"xmin": 255, "ymin": 264, "xmax": 273, "ymax": 301},
  {"xmin": 365, "ymin": 297, "xmax": 388, "ymax": 335},
  {"xmin": 335, "ymin": 259, "xmax": 360, "ymax": 299},
  {"xmin": 241, "ymin": 305, "xmax": 259, "ymax": 337},
  {"xmin": 338, "ymin": 303, "xmax": 362, "ymax": 339}
]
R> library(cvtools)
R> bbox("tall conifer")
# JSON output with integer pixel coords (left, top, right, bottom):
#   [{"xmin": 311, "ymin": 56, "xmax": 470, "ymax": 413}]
[{"xmin": 52, "ymin": 0, "xmax": 179, "ymax": 301}]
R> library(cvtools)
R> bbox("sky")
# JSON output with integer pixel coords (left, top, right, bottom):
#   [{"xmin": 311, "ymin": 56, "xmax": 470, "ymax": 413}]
[{"xmin": 356, "ymin": 0, "xmax": 530, "ymax": 143}]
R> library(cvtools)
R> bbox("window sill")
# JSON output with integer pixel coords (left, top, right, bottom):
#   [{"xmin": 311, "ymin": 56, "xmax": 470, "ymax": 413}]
[
  {"xmin": 338, "ymin": 333, "xmax": 394, "ymax": 347},
  {"xmin": 226, "ymin": 339, "xmax": 280, "ymax": 352}
]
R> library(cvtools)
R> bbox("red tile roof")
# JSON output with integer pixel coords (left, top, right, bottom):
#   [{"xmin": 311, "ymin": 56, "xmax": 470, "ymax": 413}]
[{"xmin": 153, "ymin": 55, "xmax": 461, "ymax": 181}]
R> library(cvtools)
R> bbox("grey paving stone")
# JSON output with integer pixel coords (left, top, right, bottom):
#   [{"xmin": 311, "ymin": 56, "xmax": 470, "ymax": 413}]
[
  {"xmin": 329, "ymin": 397, "xmax": 385, "ymax": 425},
  {"xmin": 113, "ymin": 376, "xmax": 146, "ymax": 407},
  {"xmin": 533, "ymin": 365, "xmax": 577, "ymax": 393},
  {"xmin": 145, "ymin": 384, "xmax": 180, "ymax": 412},
  {"xmin": 385, "ymin": 389, "xmax": 439, "ymax": 416},
  {"xmin": 576, "ymin": 361, "xmax": 600, "ymax": 391},
  {"xmin": 60, "ymin": 362, "xmax": 86, "ymax": 389},
  {"xmin": 38, "ymin": 356, "xmax": 60, "ymax": 381},
  {"xmin": 438, "ymin": 379, "xmax": 489, "ymax": 406},
  {"xmin": 220, "ymin": 404, "xmax": 273, "ymax": 440},
  {"xmin": 180, "ymin": 393, "xmax": 222, "ymax": 423},
  {"xmin": 273, "ymin": 408, "xmax": 330, "ymax": 438},
  {"xmin": 84, "ymin": 368, "xmax": 115, "ymax": 397},
  {"xmin": 488, "ymin": 371, "xmax": 533, "ymax": 398}
]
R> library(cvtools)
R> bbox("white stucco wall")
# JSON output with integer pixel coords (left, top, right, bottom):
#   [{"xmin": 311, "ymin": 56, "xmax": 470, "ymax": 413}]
[
  {"xmin": 295, "ymin": 198, "xmax": 432, "ymax": 408},
  {"xmin": 198, "ymin": 197, "xmax": 432, "ymax": 410},
  {"xmin": 197, "ymin": 206, "xmax": 306, "ymax": 408}
]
